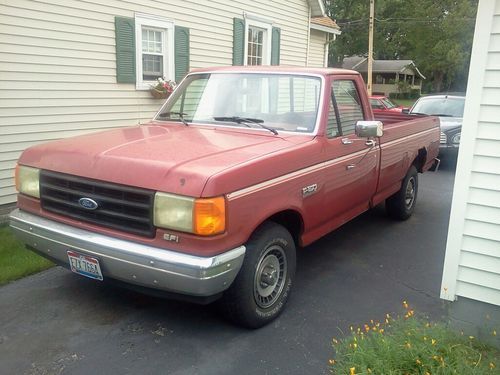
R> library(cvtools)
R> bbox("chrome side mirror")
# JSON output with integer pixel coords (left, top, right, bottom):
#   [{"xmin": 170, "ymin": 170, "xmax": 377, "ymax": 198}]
[
  {"xmin": 355, "ymin": 121, "xmax": 383, "ymax": 138},
  {"xmin": 402, "ymin": 108, "xmax": 410, "ymax": 114}
]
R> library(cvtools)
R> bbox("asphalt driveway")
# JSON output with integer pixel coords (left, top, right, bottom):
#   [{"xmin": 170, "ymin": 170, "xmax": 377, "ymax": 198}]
[{"xmin": 0, "ymin": 165, "xmax": 455, "ymax": 375}]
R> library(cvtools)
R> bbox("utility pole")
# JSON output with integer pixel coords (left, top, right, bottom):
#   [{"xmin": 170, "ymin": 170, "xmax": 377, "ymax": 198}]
[{"xmin": 367, "ymin": 0, "xmax": 375, "ymax": 95}]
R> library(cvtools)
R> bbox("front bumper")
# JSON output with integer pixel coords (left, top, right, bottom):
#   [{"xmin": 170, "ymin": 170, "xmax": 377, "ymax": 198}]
[{"xmin": 9, "ymin": 209, "xmax": 245, "ymax": 297}]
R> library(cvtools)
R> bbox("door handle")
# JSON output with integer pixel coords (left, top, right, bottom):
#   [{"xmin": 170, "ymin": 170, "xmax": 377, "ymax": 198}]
[
  {"xmin": 346, "ymin": 164, "xmax": 355, "ymax": 170},
  {"xmin": 341, "ymin": 138, "xmax": 353, "ymax": 145},
  {"xmin": 365, "ymin": 140, "xmax": 376, "ymax": 147}
]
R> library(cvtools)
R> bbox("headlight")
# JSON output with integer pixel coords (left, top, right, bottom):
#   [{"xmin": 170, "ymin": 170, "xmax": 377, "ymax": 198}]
[
  {"xmin": 451, "ymin": 132, "xmax": 461, "ymax": 144},
  {"xmin": 154, "ymin": 193, "xmax": 225, "ymax": 236},
  {"xmin": 15, "ymin": 165, "xmax": 40, "ymax": 198}
]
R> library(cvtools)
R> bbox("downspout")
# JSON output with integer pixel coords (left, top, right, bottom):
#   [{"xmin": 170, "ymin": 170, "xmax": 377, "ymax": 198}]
[
  {"xmin": 324, "ymin": 33, "xmax": 334, "ymax": 67},
  {"xmin": 305, "ymin": 6, "xmax": 311, "ymax": 66}
]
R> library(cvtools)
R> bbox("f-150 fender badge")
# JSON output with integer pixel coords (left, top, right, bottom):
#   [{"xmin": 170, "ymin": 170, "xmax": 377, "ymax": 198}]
[{"xmin": 302, "ymin": 184, "xmax": 318, "ymax": 197}]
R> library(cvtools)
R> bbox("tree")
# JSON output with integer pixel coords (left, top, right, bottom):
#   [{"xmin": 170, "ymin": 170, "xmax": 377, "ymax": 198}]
[{"xmin": 327, "ymin": 0, "xmax": 478, "ymax": 93}]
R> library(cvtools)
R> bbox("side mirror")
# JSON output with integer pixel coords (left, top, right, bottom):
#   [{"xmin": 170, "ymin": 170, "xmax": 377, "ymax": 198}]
[
  {"xmin": 402, "ymin": 108, "xmax": 410, "ymax": 114},
  {"xmin": 355, "ymin": 121, "xmax": 383, "ymax": 138}
]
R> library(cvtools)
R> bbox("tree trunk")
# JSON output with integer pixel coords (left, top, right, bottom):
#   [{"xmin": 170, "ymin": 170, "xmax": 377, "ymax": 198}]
[{"xmin": 433, "ymin": 71, "xmax": 444, "ymax": 93}]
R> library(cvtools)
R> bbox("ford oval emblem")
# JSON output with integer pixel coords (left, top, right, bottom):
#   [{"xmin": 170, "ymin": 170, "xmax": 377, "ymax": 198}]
[{"xmin": 78, "ymin": 197, "xmax": 99, "ymax": 210}]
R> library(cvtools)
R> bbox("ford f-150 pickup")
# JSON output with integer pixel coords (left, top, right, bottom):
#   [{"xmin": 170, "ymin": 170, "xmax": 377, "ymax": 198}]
[{"xmin": 10, "ymin": 66, "xmax": 440, "ymax": 328}]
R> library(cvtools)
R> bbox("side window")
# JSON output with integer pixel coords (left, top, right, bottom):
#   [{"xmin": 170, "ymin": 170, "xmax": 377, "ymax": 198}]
[{"xmin": 331, "ymin": 80, "xmax": 364, "ymax": 136}]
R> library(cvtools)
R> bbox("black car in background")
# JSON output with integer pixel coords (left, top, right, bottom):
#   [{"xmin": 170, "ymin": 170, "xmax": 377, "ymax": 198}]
[{"xmin": 407, "ymin": 95, "xmax": 464, "ymax": 158}]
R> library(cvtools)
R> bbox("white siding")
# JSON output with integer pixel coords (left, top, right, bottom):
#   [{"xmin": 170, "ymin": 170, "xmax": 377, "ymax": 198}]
[
  {"xmin": 308, "ymin": 29, "xmax": 327, "ymax": 67},
  {"xmin": 441, "ymin": 0, "xmax": 500, "ymax": 306},
  {"xmin": 0, "ymin": 0, "xmax": 313, "ymax": 205}
]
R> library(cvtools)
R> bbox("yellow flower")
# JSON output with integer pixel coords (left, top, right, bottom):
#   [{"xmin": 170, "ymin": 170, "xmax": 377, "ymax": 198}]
[
  {"xmin": 353, "ymin": 343, "xmax": 358, "ymax": 349},
  {"xmin": 489, "ymin": 362, "xmax": 496, "ymax": 370},
  {"xmin": 403, "ymin": 300, "xmax": 409, "ymax": 309},
  {"xmin": 350, "ymin": 326, "xmax": 353, "ymax": 331},
  {"xmin": 431, "ymin": 339, "xmax": 436, "ymax": 345},
  {"xmin": 405, "ymin": 342, "xmax": 411, "ymax": 349},
  {"xmin": 328, "ymin": 359, "xmax": 335, "ymax": 365},
  {"xmin": 416, "ymin": 359, "xmax": 422, "ymax": 365},
  {"xmin": 469, "ymin": 336, "xmax": 474, "ymax": 340},
  {"xmin": 425, "ymin": 372, "xmax": 431, "ymax": 375},
  {"xmin": 425, "ymin": 322, "xmax": 431, "ymax": 328},
  {"xmin": 364, "ymin": 324, "xmax": 370, "ymax": 332},
  {"xmin": 350, "ymin": 367, "xmax": 356, "ymax": 375},
  {"xmin": 379, "ymin": 329, "xmax": 384, "ymax": 334},
  {"xmin": 493, "ymin": 330, "xmax": 497, "ymax": 336},
  {"xmin": 423, "ymin": 336, "xmax": 427, "ymax": 341},
  {"xmin": 386, "ymin": 313, "xmax": 391, "ymax": 319},
  {"xmin": 367, "ymin": 369, "xmax": 372, "ymax": 374},
  {"xmin": 332, "ymin": 338, "xmax": 338, "ymax": 345}
]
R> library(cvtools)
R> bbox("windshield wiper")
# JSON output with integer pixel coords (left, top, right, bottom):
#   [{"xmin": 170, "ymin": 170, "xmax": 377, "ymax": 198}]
[
  {"xmin": 158, "ymin": 111, "xmax": 189, "ymax": 126},
  {"xmin": 213, "ymin": 116, "xmax": 278, "ymax": 135},
  {"xmin": 430, "ymin": 113, "xmax": 454, "ymax": 117}
]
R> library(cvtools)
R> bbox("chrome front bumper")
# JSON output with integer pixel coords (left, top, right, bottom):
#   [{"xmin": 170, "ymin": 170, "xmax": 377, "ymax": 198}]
[{"xmin": 9, "ymin": 209, "xmax": 245, "ymax": 297}]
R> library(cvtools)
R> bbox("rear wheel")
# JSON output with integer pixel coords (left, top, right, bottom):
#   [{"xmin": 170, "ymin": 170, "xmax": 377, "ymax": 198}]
[
  {"xmin": 220, "ymin": 222, "xmax": 296, "ymax": 329},
  {"xmin": 386, "ymin": 166, "xmax": 418, "ymax": 220}
]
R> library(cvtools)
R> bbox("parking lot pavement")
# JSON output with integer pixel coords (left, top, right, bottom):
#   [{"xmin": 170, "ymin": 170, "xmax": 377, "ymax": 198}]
[{"xmin": 0, "ymin": 165, "xmax": 456, "ymax": 375}]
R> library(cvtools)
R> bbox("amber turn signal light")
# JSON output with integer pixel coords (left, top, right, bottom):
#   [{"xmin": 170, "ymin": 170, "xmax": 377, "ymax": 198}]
[{"xmin": 193, "ymin": 196, "xmax": 226, "ymax": 236}]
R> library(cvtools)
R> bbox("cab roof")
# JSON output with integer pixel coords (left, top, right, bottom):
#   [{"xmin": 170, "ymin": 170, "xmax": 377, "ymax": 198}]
[{"xmin": 188, "ymin": 65, "xmax": 359, "ymax": 77}]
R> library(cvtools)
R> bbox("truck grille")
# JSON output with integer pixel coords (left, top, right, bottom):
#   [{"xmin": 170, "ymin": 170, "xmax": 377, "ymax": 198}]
[
  {"xmin": 440, "ymin": 131, "xmax": 447, "ymax": 144},
  {"xmin": 40, "ymin": 170, "xmax": 155, "ymax": 237}
]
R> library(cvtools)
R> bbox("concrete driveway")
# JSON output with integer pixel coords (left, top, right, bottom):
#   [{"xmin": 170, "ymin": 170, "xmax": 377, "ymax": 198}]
[{"xmin": 0, "ymin": 165, "xmax": 455, "ymax": 375}]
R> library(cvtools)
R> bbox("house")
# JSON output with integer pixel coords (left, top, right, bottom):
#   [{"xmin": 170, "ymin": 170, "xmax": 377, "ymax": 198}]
[
  {"xmin": 440, "ymin": 0, "xmax": 499, "ymax": 347},
  {"xmin": 0, "ymin": 0, "xmax": 340, "ymax": 206},
  {"xmin": 342, "ymin": 56, "xmax": 425, "ymax": 96}
]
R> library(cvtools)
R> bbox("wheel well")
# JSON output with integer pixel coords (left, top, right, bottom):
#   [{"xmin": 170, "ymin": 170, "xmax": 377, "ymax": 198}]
[
  {"xmin": 413, "ymin": 147, "xmax": 427, "ymax": 173},
  {"xmin": 266, "ymin": 210, "xmax": 304, "ymax": 247}
]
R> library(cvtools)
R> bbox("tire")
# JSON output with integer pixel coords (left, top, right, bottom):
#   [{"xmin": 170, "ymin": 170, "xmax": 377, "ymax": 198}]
[
  {"xmin": 386, "ymin": 165, "xmax": 418, "ymax": 220},
  {"xmin": 220, "ymin": 221, "xmax": 296, "ymax": 329}
]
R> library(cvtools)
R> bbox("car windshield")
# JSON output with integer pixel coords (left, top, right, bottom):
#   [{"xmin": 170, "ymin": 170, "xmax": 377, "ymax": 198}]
[
  {"xmin": 381, "ymin": 97, "xmax": 397, "ymax": 109},
  {"xmin": 155, "ymin": 73, "xmax": 322, "ymax": 133},
  {"xmin": 411, "ymin": 97, "xmax": 465, "ymax": 117}
]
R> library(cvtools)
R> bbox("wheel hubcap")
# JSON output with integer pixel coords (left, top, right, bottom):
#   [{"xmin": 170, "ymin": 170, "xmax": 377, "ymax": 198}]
[
  {"xmin": 405, "ymin": 177, "xmax": 416, "ymax": 208},
  {"xmin": 254, "ymin": 245, "xmax": 287, "ymax": 308}
]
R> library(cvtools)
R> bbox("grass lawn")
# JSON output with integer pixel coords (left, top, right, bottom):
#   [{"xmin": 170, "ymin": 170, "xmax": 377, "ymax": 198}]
[
  {"xmin": 0, "ymin": 225, "xmax": 53, "ymax": 286},
  {"xmin": 394, "ymin": 98, "xmax": 418, "ymax": 108}
]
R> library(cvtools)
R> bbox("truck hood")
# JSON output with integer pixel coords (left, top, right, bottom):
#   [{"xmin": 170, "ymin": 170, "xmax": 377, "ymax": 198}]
[
  {"xmin": 439, "ymin": 117, "xmax": 462, "ymax": 132},
  {"xmin": 19, "ymin": 122, "xmax": 313, "ymax": 196}
]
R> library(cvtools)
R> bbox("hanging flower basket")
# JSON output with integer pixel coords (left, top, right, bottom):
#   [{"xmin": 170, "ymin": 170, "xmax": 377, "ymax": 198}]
[
  {"xmin": 150, "ymin": 88, "xmax": 170, "ymax": 99},
  {"xmin": 149, "ymin": 77, "xmax": 176, "ymax": 99}
]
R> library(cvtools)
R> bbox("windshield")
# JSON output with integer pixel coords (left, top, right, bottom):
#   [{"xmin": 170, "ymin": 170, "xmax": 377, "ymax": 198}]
[
  {"xmin": 411, "ymin": 97, "xmax": 465, "ymax": 117},
  {"xmin": 381, "ymin": 97, "xmax": 397, "ymax": 109},
  {"xmin": 155, "ymin": 73, "xmax": 322, "ymax": 133}
]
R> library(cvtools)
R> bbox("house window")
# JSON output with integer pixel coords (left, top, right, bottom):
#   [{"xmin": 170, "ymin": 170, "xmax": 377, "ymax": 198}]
[
  {"xmin": 244, "ymin": 18, "xmax": 272, "ymax": 66},
  {"xmin": 135, "ymin": 14, "xmax": 174, "ymax": 89},
  {"xmin": 142, "ymin": 28, "xmax": 164, "ymax": 80}
]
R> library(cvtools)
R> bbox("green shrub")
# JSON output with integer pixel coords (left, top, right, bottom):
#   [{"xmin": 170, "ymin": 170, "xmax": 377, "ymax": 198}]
[{"xmin": 329, "ymin": 302, "xmax": 499, "ymax": 374}]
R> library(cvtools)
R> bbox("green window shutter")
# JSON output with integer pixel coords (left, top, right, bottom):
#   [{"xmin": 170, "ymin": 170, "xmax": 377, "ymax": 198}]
[
  {"xmin": 233, "ymin": 18, "xmax": 245, "ymax": 66},
  {"xmin": 115, "ymin": 16, "xmax": 136, "ymax": 83},
  {"xmin": 174, "ymin": 26, "xmax": 190, "ymax": 82},
  {"xmin": 271, "ymin": 27, "xmax": 281, "ymax": 66}
]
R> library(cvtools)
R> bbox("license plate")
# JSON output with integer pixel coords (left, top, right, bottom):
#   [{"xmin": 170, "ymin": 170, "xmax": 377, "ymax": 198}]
[{"xmin": 67, "ymin": 251, "xmax": 103, "ymax": 281}]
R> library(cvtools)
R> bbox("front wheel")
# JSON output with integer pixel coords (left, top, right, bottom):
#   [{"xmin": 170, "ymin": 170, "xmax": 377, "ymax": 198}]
[
  {"xmin": 220, "ymin": 222, "xmax": 296, "ymax": 329},
  {"xmin": 386, "ymin": 165, "xmax": 418, "ymax": 220}
]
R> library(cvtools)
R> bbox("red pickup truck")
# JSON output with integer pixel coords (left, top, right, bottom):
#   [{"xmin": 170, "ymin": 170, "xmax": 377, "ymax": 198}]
[{"xmin": 10, "ymin": 66, "xmax": 440, "ymax": 328}]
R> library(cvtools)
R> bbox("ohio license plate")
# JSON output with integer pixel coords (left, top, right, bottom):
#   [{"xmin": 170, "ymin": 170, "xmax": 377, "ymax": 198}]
[{"xmin": 67, "ymin": 251, "xmax": 103, "ymax": 281}]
